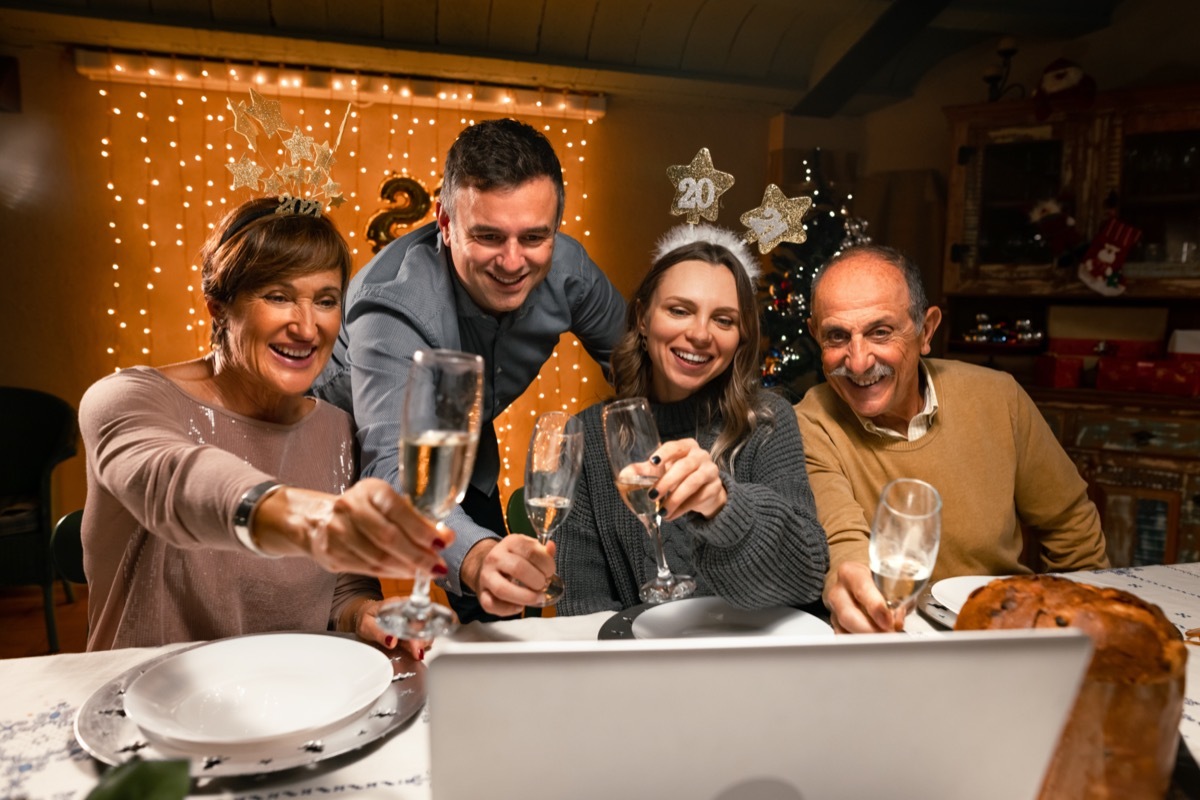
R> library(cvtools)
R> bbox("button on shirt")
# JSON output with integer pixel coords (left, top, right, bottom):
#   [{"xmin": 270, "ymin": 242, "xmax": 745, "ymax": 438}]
[
  {"xmin": 312, "ymin": 222, "xmax": 626, "ymax": 593},
  {"xmin": 853, "ymin": 361, "xmax": 940, "ymax": 442}
]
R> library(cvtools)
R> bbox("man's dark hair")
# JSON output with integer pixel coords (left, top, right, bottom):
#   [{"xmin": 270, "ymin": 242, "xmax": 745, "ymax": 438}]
[
  {"xmin": 440, "ymin": 118, "xmax": 565, "ymax": 224},
  {"xmin": 812, "ymin": 244, "xmax": 930, "ymax": 329}
]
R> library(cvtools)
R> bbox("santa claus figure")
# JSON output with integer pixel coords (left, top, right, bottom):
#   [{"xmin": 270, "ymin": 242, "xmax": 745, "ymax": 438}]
[{"xmin": 1034, "ymin": 58, "xmax": 1097, "ymax": 120}]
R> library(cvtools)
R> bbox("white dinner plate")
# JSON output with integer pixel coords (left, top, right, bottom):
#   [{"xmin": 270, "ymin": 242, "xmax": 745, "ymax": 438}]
[
  {"xmin": 929, "ymin": 575, "xmax": 1011, "ymax": 615},
  {"xmin": 629, "ymin": 596, "xmax": 833, "ymax": 639},
  {"xmin": 123, "ymin": 632, "xmax": 393, "ymax": 749}
]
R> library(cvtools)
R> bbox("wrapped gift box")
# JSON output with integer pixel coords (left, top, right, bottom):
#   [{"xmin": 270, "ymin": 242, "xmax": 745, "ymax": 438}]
[
  {"xmin": 1097, "ymin": 357, "xmax": 1200, "ymax": 396},
  {"xmin": 1035, "ymin": 355, "xmax": 1084, "ymax": 388},
  {"xmin": 1147, "ymin": 360, "xmax": 1200, "ymax": 396}
]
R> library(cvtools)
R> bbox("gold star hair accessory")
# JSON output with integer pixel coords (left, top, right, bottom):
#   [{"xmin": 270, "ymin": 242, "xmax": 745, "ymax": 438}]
[
  {"xmin": 666, "ymin": 147, "xmax": 735, "ymax": 224},
  {"xmin": 739, "ymin": 184, "xmax": 813, "ymax": 254},
  {"xmin": 223, "ymin": 88, "xmax": 350, "ymax": 215}
]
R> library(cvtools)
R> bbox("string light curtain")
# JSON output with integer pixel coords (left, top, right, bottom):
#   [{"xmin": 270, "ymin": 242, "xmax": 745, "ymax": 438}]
[{"xmin": 84, "ymin": 50, "xmax": 606, "ymax": 512}]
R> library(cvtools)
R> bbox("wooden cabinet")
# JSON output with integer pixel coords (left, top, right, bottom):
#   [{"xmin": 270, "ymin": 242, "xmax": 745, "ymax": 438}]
[
  {"xmin": 944, "ymin": 84, "xmax": 1200, "ymax": 300},
  {"xmin": 941, "ymin": 88, "xmax": 1200, "ymax": 567},
  {"xmin": 941, "ymin": 85, "xmax": 1200, "ymax": 372},
  {"xmin": 1031, "ymin": 390, "xmax": 1200, "ymax": 568}
]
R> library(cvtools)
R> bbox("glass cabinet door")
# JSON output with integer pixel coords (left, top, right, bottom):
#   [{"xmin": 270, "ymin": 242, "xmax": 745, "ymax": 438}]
[
  {"xmin": 978, "ymin": 140, "xmax": 1064, "ymax": 265},
  {"xmin": 1121, "ymin": 129, "xmax": 1200, "ymax": 278}
]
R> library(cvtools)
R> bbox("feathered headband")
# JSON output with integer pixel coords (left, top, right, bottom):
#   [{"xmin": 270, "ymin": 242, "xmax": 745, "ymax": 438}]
[
  {"xmin": 653, "ymin": 223, "xmax": 761, "ymax": 284},
  {"xmin": 663, "ymin": 147, "xmax": 814, "ymax": 283}
]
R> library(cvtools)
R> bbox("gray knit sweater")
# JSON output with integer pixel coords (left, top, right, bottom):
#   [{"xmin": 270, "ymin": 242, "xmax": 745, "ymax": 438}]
[{"xmin": 556, "ymin": 389, "xmax": 829, "ymax": 615}]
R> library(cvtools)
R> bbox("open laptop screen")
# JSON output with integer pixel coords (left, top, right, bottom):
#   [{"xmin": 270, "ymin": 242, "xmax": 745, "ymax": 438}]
[{"xmin": 428, "ymin": 629, "xmax": 1091, "ymax": 800}]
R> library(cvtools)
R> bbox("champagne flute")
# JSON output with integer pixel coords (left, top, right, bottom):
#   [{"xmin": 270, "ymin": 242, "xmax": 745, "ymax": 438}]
[
  {"xmin": 869, "ymin": 478, "xmax": 942, "ymax": 620},
  {"xmin": 522, "ymin": 411, "xmax": 584, "ymax": 607},
  {"xmin": 376, "ymin": 349, "xmax": 483, "ymax": 640},
  {"xmin": 601, "ymin": 397, "xmax": 696, "ymax": 604}
]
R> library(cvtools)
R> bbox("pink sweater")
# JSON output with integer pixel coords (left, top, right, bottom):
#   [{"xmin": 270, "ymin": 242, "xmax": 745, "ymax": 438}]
[{"xmin": 79, "ymin": 366, "xmax": 380, "ymax": 650}]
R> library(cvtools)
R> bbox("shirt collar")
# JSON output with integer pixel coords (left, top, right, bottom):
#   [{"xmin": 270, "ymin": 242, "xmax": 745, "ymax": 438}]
[{"xmin": 854, "ymin": 360, "xmax": 939, "ymax": 442}]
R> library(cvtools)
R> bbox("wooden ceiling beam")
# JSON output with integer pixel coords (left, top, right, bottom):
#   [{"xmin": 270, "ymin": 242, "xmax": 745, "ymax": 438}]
[{"xmin": 790, "ymin": 0, "xmax": 952, "ymax": 118}]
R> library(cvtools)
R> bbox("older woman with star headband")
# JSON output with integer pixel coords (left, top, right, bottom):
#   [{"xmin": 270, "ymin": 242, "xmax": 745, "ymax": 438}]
[
  {"xmin": 78, "ymin": 195, "xmax": 448, "ymax": 655},
  {"xmin": 545, "ymin": 223, "xmax": 829, "ymax": 615}
]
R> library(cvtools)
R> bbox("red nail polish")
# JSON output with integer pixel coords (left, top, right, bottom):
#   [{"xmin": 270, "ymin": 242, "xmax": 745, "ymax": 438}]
[
  {"xmin": 419, "ymin": 648, "xmax": 426, "ymax": 661},
  {"xmin": 432, "ymin": 563, "xmax": 448, "ymax": 576},
  {"xmin": 385, "ymin": 636, "xmax": 396, "ymax": 648},
  {"xmin": 432, "ymin": 537, "xmax": 447, "ymax": 550}
]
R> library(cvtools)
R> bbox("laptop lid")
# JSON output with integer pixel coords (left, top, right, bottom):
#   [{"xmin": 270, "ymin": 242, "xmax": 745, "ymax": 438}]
[{"xmin": 428, "ymin": 629, "xmax": 1091, "ymax": 800}]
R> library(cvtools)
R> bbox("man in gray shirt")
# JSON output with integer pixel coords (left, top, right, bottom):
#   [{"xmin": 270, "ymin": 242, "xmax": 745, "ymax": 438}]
[{"xmin": 314, "ymin": 119, "xmax": 625, "ymax": 622}]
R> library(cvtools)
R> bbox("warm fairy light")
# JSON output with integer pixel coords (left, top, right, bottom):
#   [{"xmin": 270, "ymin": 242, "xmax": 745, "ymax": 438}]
[{"xmin": 95, "ymin": 56, "xmax": 599, "ymax": 508}]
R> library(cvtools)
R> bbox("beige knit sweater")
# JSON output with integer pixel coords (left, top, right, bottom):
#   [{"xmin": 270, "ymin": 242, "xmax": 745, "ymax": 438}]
[{"xmin": 795, "ymin": 359, "xmax": 1109, "ymax": 598}]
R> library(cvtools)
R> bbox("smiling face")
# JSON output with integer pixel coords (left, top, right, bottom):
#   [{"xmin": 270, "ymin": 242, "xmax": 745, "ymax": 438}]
[
  {"xmin": 213, "ymin": 270, "xmax": 343, "ymax": 404},
  {"xmin": 809, "ymin": 253, "xmax": 940, "ymax": 432},
  {"xmin": 640, "ymin": 259, "xmax": 742, "ymax": 404},
  {"xmin": 438, "ymin": 176, "xmax": 559, "ymax": 316}
]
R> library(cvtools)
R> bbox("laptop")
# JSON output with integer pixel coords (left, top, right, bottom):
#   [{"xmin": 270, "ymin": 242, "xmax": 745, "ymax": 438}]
[{"xmin": 427, "ymin": 629, "xmax": 1091, "ymax": 800}]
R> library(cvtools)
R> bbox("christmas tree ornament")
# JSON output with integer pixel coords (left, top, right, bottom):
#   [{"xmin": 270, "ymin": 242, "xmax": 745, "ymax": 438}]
[
  {"xmin": 666, "ymin": 147, "xmax": 734, "ymax": 224},
  {"xmin": 1078, "ymin": 218, "xmax": 1142, "ymax": 296},
  {"xmin": 740, "ymin": 184, "xmax": 812, "ymax": 254}
]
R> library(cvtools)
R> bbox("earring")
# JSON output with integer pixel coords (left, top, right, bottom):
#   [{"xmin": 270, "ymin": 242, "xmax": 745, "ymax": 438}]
[{"xmin": 639, "ymin": 334, "xmax": 647, "ymax": 351}]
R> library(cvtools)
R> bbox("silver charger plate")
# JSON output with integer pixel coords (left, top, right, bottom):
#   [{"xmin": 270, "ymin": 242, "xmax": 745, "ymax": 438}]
[{"xmin": 74, "ymin": 632, "xmax": 426, "ymax": 778}]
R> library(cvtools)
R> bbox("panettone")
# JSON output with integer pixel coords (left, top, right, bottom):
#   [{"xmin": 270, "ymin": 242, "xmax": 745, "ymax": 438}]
[{"xmin": 955, "ymin": 574, "xmax": 1186, "ymax": 800}]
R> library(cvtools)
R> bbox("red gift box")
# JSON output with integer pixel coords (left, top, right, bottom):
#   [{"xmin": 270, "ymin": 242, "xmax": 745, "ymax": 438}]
[
  {"xmin": 1097, "ymin": 358, "xmax": 1200, "ymax": 396},
  {"xmin": 1096, "ymin": 358, "xmax": 1153, "ymax": 392},
  {"xmin": 1035, "ymin": 355, "xmax": 1083, "ymax": 388},
  {"xmin": 1048, "ymin": 337, "xmax": 1163, "ymax": 360},
  {"xmin": 1146, "ymin": 360, "xmax": 1200, "ymax": 396}
]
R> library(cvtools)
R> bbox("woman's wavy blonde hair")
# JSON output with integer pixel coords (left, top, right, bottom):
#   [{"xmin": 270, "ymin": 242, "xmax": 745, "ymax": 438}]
[{"xmin": 611, "ymin": 229, "xmax": 771, "ymax": 469}]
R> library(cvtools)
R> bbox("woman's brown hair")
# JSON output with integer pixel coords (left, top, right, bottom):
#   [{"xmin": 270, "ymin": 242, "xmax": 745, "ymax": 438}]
[
  {"xmin": 611, "ymin": 238, "xmax": 769, "ymax": 468},
  {"xmin": 199, "ymin": 197, "xmax": 352, "ymax": 348}
]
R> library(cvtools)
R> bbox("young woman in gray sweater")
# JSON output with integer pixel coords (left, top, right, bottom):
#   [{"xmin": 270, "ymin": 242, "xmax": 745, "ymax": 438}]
[{"xmin": 555, "ymin": 224, "xmax": 829, "ymax": 615}]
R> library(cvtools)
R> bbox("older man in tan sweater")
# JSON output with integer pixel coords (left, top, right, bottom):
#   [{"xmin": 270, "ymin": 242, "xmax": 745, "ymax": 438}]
[{"xmin": 795, "ymin": 245, "xmax": 1108, "ymax": 633}]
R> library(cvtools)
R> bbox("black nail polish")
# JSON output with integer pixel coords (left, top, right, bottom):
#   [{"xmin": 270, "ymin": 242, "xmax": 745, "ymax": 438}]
[
  {"xmin": 650, "ymin": 455, "xmax": 662, "ymax": 465},
  {"xmin": 648, "ymin": 488, "xmax": 659, "ymax": 500}
]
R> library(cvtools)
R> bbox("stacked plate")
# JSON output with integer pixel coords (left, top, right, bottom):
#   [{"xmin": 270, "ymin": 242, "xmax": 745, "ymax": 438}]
[
  {"xmin": 75, "ymin": 632, "xmax": 425, "ymax": 777},
  {"xmin": 121, "ymin": 633, "xmax": 393, "ymax": 752}
]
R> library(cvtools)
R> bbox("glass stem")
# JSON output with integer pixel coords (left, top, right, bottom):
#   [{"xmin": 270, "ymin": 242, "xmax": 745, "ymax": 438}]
[
  {"xmin": 408, "ymin": 570, "xmax": 433, "ymax": 610},
  {"xmin": 647, "ymin": 515, "xmax": 672, "ymax": 581}
]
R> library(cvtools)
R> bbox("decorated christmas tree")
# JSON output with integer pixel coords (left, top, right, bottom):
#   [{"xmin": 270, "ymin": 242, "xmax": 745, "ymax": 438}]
[{"xmin": 760, "ymin": 147, "xmax": 870, "ymax": 401}]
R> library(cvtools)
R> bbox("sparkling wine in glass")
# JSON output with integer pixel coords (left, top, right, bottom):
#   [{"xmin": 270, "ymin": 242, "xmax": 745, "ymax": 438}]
[
  {"xmin": 601, "ymin": 397, "xmax": 696, "ymax": 604},
  {"xmin": 377, "ymin": 349, "xmax": 483, "ymax": 640},
  {"xmin": 869, "ymin": 478, "xmax": 942, "ymax": 616},
  {"xmin": 522, "ymin": 411, "xmax": 584, "ymax": 607}
]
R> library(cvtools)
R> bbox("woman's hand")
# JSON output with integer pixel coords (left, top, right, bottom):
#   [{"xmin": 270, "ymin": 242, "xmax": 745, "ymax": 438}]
[
  {"xmin": 349, "ymin": 597, "xmax": 429, "ymax": 660},
  {"xmin": 252, "ymin": 478, "xmax": 453, "ymax": 579},
  {"xmin": 650, "ymin": 438, "xmax": 727, "ymax": 521}
]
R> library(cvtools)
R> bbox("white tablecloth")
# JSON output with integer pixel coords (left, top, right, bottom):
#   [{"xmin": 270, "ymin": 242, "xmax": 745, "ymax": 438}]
[
  {"xmin": 0, "ymin": 613, "xmax": 611, "ymax": 800},
  {"xmin": 4, "ymin": 564, "xmax": 1200, "ymax": 798}
]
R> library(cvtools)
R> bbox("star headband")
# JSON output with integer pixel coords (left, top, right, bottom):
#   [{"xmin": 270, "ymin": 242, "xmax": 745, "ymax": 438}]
[
  {"xmin": 653, "ymin": 223, "xmax": 761, "ymax": 284},
  {"xmin": 224, "ymin": 87, "xmax": 349, "ymax": 217},
  {"xmin": 665, "ymin": 148, "xmax": 814, "ymax": 270}
]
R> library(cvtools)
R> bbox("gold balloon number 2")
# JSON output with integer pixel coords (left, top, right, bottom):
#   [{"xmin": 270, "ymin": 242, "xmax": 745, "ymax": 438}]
[{"xmin": 365, "ymin": 176, "xmax": 434, "ymax": 253}]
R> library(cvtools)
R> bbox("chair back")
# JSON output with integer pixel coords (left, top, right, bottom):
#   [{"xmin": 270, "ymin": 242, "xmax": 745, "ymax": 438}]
[
  {"xmin": 52, "ymin": 510, "xmax": 86, "ymax": 584},
  {"xmin": 505, "ymin": 486, "xmax": 534, "ymax": 537},
  {"xmin": 0, "ymin": 386, "xmax": 77, "ymax": 503}
]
